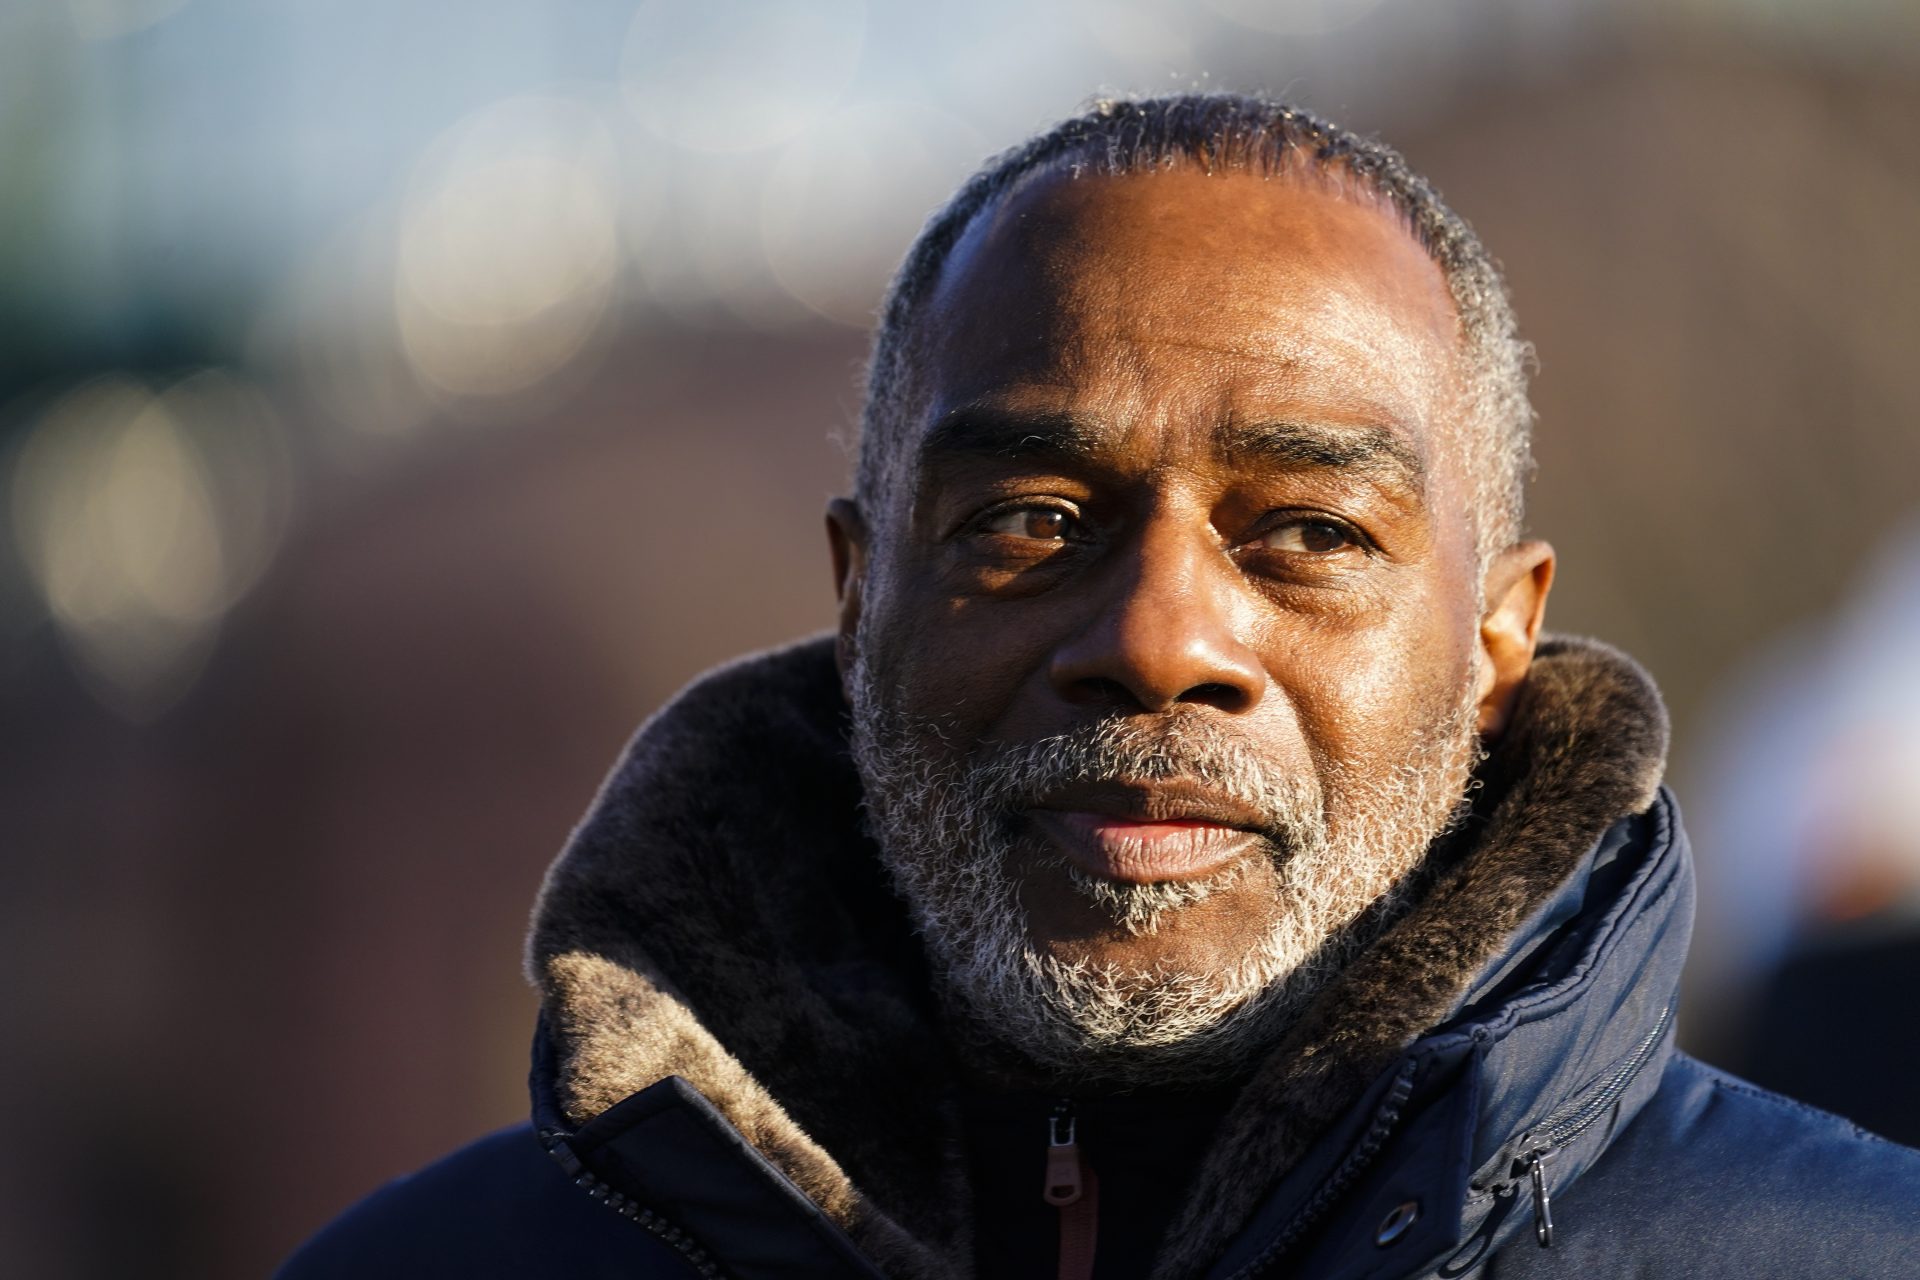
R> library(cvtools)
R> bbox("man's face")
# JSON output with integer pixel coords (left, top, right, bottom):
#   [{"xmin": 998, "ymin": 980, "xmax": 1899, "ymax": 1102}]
[{"xmin": 832, "ymin": 166, "xmax": 1549, "ymax": 1085}]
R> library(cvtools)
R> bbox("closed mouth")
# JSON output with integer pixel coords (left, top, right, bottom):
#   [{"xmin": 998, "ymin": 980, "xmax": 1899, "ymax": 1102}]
[{"xmin": 1027, "ymin": 780, "xmax": 1269, "ymax": 884}]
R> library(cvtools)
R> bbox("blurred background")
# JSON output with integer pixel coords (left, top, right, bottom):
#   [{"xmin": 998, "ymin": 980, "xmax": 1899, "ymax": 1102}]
[{"xmin": 4, "ymin": 0, "xmax": 1919, "ymax": 1274}]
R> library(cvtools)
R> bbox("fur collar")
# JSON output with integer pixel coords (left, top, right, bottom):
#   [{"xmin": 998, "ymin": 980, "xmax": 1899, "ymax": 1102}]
[{"xmin": 526, "ymin": 633, "xmax": 1669, "ymax": 1278}]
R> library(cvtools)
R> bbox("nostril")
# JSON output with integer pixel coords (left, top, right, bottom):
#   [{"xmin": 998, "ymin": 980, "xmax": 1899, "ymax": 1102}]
[
  {"xmin": 1183, "ymin": 682, "xmax": 1248, "ymax": 711},
  {"xmin": 1066, "ymin": 675, "xmax": 1149, "ymax": 710},
  {"xmin": 1061, "ymin": 677, "xmax": 1254, "ymax": 714}
]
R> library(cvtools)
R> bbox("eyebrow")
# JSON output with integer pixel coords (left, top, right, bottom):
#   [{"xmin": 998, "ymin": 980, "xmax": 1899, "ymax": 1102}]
[
  {"xmin": 1222, "ymin": 419, "xmax": 1427, "ymax": 497},
  {"xmin": 919, "ymin": 407, "xmax": 1103, "ymax": 465},
  {"xmin": 918, "ymin": 405, "xmax": 1427, "ymax": 499}
]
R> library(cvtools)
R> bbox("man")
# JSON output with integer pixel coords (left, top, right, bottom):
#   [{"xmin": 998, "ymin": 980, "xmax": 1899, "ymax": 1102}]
[{"xmin": 282, "ymin": 95, "xmax": 1920, "ymax": 1278}]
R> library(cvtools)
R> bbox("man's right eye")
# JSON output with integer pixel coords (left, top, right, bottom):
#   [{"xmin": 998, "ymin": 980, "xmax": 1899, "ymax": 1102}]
[{"xmin": 976, "ymin": 505, "xmax": 1077, "ymax": 542}]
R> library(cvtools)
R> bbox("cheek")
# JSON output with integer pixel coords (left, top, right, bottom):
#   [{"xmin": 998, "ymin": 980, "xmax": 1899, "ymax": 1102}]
[
  {"xmin": 858, "ymin": 576, "xmax": 1062, "ymax": 739},
  {"xmin": 1265, "ymin": 578, "xmax": 1480, "ymax": 765}
]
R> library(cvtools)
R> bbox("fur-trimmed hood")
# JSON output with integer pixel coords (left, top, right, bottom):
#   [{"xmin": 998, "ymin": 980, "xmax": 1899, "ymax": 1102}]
[{"xmin": 526, "ymin": 633, "xmax": 1679, "ymax": 1278}]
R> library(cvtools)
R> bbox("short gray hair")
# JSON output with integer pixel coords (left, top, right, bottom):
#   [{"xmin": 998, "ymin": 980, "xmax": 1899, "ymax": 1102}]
[{"xmin": 855, "ymin": 93, "xmax": 1533, "ymax": 559}]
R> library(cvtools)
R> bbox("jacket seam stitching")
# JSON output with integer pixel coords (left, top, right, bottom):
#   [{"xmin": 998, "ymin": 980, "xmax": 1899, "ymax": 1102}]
[{"xmin": 1706, "ymin": 1074, "xmax": 1895, "ymax": 1147}]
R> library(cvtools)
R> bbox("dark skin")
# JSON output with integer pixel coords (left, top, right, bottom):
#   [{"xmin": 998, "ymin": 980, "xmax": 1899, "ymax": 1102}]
[{"xmin": 828, "ymin": 166, "xmax": 1553, "ymax": 981}]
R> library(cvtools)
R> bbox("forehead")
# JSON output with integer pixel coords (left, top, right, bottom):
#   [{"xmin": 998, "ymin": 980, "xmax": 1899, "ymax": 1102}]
[{"xmin": 911, "ymin": 165, "xmax": 1464, "ymax": 462}]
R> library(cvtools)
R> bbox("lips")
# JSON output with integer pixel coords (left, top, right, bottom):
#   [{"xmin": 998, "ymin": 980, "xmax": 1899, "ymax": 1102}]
[{"xmin": 1028, "ymin": 780, "xmax": 1268, "ymax": 884}]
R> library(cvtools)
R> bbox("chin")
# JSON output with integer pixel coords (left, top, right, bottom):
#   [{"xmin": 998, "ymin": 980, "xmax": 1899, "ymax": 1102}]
[{"xmin": 1021, "ymin": 852, "xmax": 1284, "ymax": 971}]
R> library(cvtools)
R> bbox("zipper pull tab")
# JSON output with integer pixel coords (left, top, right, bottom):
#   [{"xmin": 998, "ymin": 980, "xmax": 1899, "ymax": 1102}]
[
  {"xmin": 1044, "ymin": 1100, "xmax": 1083, "ymax": 1207},
  {"xmin": 1526, "ymin": 1146, "xmax": 1556, "ymax": 1247}
]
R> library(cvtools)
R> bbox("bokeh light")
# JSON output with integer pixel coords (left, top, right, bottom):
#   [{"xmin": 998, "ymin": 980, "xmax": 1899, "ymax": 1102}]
[
  {"xmin": 632, "ymin": 150, "xmax": 816, "ymax": 327},
  {"xmin": 395, "ymin": 96, "xmax": 622, "ymax": 402},
  {"xmin": 9, "ymin": 371, "xmax": 291, "ymax": 718},
  {"xmin": 761, "ymin": 103, "xmax": 987, "ymax": 325},
  {"xmin": 160, "ymin": 369, "xmax": 296, "ymax": 601}
]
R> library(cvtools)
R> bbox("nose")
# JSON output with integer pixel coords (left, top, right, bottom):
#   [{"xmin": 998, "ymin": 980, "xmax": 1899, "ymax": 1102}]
[{"xmin": 1048, "ymin": 520, "xmax": 1267, "ymax": 714}]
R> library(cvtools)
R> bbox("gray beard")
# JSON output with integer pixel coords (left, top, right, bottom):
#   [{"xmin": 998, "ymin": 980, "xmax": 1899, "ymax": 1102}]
[{"xmin": 847, "ymin": 646, "xmax": 1483, "ymax": 1090}]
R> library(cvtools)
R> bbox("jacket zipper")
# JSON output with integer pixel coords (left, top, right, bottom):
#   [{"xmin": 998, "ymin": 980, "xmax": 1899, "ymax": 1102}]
[
  {"xmin": 1519, "ymin": 1002, "xmax": 1672, "ymax": 1247},
  {"xmin": 1223, "ymin": 1058, "xmax": 1421, "ymax": 1279},
  {"xmin": 1046, "ymin": 1099, "xmax": 1099, "ymax": 1280},
  {"xmin": 540, "ymin": 1127, "xmax": 730, "ymax": 1278}
]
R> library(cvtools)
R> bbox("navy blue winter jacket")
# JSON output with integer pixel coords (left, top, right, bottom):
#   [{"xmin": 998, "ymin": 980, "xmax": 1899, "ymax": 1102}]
[{"xmin": 280, "ymin": 637, "xmax": 1920, "ymax": 1278}]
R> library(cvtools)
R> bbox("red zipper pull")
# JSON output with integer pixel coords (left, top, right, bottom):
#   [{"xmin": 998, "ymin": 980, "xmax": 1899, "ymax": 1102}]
[
  {"xmin": 1045, "ymin": 1102, "xmax": 1083, "ymax": 1206},
  {"xmin": 1046, "ymin": 1101, "xmax": 1098, "ymax": 1280}
]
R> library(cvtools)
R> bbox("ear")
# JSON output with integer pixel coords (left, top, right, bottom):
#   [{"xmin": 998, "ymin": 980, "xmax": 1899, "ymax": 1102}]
[
  {"xmin": 1473, "ymin": 540, "xmax": 1555, "ymax": 739},
  {"xmin": 825, "ymin": 497, "xmax": 870, "ymax": 691}
]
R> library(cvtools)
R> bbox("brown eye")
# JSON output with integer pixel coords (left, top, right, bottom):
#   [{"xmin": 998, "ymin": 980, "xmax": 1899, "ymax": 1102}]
[
  {"xmin": 982, "ymin": 506, "xmax": 1074, "ymax": 541},
  {"xmin": 1263, "ymin": 519, "xmax": 1354, "ymax": 554}
]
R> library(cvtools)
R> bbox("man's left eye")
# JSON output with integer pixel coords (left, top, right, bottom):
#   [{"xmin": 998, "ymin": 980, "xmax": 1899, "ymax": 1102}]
[{"xmin": 1261, "ymin": 519, "xmax": 1357, "ymax": 554}]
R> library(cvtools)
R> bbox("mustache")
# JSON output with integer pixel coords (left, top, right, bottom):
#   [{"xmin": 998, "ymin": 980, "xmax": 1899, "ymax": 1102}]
[{"xmin": 957, "ymin": 715, "xmax": 1321, "ymax": 836}]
